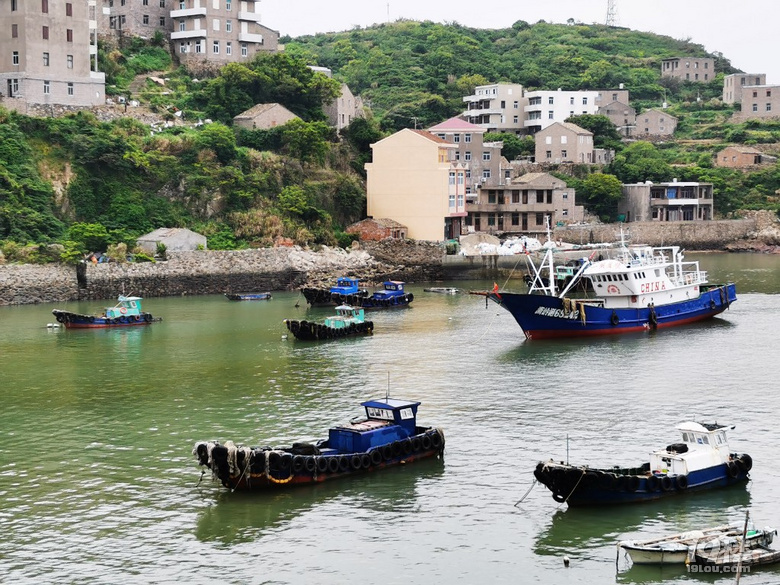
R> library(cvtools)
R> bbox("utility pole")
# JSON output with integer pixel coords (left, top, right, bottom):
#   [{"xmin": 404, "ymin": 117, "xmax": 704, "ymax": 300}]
[{"xmin": 605, "ymin": 0, "xmax": 618, "ymax": 27}]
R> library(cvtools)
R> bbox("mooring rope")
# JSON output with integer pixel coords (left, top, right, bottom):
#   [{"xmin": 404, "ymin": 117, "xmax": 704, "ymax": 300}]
[
  {"xmin": 556, "ymin": 469, "xmax": 587, "ymax": 509},
  {"xmin": 514, "ymin": 478, "xmax": 537, "ymax": 507}
]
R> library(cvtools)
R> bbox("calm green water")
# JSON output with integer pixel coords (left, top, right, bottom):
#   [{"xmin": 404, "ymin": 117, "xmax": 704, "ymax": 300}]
[{"xmin": 2, "ymin": 253, "xmax": 780, "ymax": 584}]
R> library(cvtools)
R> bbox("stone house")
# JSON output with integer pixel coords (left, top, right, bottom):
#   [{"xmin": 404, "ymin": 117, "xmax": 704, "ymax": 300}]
[
  {"xmin": 364, "ymin": 129, "xmax": 466, "ymax": 241},
  {"xmin": 636, "ymin": 109, "xmax": 678, "ymax": 137},
  {"xmin": 324, "ymin": 83, "xmax": 364, "ymax": 131},
  {"xmin": 715, "ymin": 146, "xmax": 775, "ymax": 168},
  {"xmin": 739, "ymin": 85, "xmax": 780, "ymax": 120},
  {"xmin": 137, "ymin": 228, "xmax": 207, "ymax": 254},
  {"xmin": 661, "ymin": 57, "xmax": 715, "ymax": 82},
  {"xmin": 534, "ymin": 122, "xmax": 594, "ymax": 164},
  {"xmin": 723, "ymin": 73, "xmax": 767, "ymax": 104},
  {"xmin": 232, "ymin": 103, "xmax": 299, "ymax": 130},
  {"xmin": 597, "ymin": 100, "xmax": 636, "ymax": 137},
  {"xmin": 346, "ymin": 218, "xmax": 407, "ymax": 241},
  {"xmin": 466, "ymin": 172, "xmax": 584, "ymax": 236},
  {"xmin": 618, "ymin": 180, "xmax": 714, "ymax": 223}
]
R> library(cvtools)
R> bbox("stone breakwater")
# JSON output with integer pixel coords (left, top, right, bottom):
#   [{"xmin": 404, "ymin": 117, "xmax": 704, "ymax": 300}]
[{"xmin": 0, "ymin": 241, "xmax": 446, "ymax": 306}]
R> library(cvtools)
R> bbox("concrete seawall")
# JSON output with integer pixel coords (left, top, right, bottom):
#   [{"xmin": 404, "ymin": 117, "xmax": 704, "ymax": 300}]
[{"xmin": 0, "ymin": 217, "xmax": 775, "ymax": 305}]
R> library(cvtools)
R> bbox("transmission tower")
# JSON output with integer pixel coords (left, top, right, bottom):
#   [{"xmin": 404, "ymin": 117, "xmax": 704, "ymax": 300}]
[{"xmin": 605, "ymin": 0, "xmax": 618, "ymax": 27}]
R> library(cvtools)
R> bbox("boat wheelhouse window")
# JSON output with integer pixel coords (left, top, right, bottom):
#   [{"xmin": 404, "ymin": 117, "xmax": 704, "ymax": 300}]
[
  {"xmin": 716, "ymin": 432, "xmax": 725, "ymax": 445},
  {"xmin": 682, "ymin": 432, "xmax": 691, "ymax": 442}
]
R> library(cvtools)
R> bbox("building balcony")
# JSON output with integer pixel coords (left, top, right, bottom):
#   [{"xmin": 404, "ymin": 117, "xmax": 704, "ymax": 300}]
[
  {"xmin": 238, "ymin": 10, "xmax": 262, "ymax": 22},
  {"xmin": 239, "ymin": 32, "xmax": 264, "ymax": 43},
  {"xmin": 171, "ymin": 29, "xmax": 207, "ymax": 40},
  {"xmin": 170, "ymin": 7, "xmax": 207, "ymax": 18}
]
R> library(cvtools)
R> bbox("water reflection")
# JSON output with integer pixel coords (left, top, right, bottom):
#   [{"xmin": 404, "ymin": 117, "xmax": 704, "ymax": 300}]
[
  {"xmin": 194, "ymin": 457, "xmax": 445, "ymax": 545},
  {"xmin": 535, "ymin": 483, "xmax": 752, "ymax": 558}
]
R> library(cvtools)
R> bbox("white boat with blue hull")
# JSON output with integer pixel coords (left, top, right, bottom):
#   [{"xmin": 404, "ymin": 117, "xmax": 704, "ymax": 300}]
[
  {"xmin": 474, "ymin": 226, "xmax": 736, "ymax": 340},
  {"xmin": 534, "ymin": 422, "xmax": 751, "ymax": 506}
]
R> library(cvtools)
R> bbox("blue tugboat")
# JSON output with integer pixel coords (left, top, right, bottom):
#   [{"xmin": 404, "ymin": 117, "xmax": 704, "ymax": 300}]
[
  {"xmin": 52, "ymin": 295, "xmax": 160, "ymax": 328},
  {"xmin": 284, "ymin": 305, "xmax": 374, "ymax": 340},
  {"xmin": 333, "ymin": 280, "xmax": 414, "ymax": 310},
  {"xmin": 193, "ymin": 398, "xmax": 445, "ymax": 491},
  {"xmin": 225, "ymin": 292, "xmax": 272, "ymax": 301},
  {"xmin": 533, "ymin": 422, "xmax": 751, "ymax": 506},
  {"xmin": 301, "ymin": 277, "xmax": 368, "ymax": 306}
]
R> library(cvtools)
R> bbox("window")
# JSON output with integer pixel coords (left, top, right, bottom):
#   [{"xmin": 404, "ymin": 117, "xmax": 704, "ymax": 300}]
[
  {"xmin": 482, "ymin": 151, "xmax": 491, "ymax": 161},
  {"xmin": 11, "ymin": 0, "xmax": 17, "ymax": 10},
  {"xmin": 768, "ymin": 90, "xmax": 772, "ymax": 97},
  {"xmin": 67, "ymin": 82, "xmax": 74, "ymax": 96},
  {"xmin": 767, "ymin": 103, "xmax": 772, "ymax": 112},
  {"xmin": 449, "ymin": 194, "xmax": 455, "ymax": 209},
  {"xmin": 511, "ymin": 213, "xmax": 519, "ymax": 225},
  {"xmin": 536, "ymin": 213, "xmax": 544, "ymax": 225},
  {"xmin": 546, "ymin": 151, "xmax": 552, "ymax": 159},
  {"xmin": 195, "ymin": 41, "xmax": 203, "ymax": 54},
  {"xmin": 562, "ymin": 192, "xmax": 568, "ymax": 199},
  {"xmin": 42, "ymin": 26, "xmax": 49, "ymax": 39},
  {"xmin": 226, "ymin": 42, "xmax": 232, "ymax": 55},
  {"xmin": 464, "ymin": 151, "xmax": 471, "ymax": 162},
  {"xmin": 67, "ymin": 29, "xmax": 73, "ymax": 42},
  {"xmin": 487, "ymin": 214, "xmax": 495, "ymax": 227},
  {"xmin": 42, "ymin": 0, "xmax": 48, "ymax": 13},
  {"xmin": 67, "ymin": 55, "xmax": 73, "ymax": 69},
  {"xmin": 179, "ymin": 43, "xmax": 187, "ymax": 53},
  {"xmin": 241, "ymin": 43, "xmax": 248, "ymax": 57},
  {"xmin": 213, "ymin": 19, "xmax": 220, "ymax": 31},
  {"xmin": 449, "ymin": 172, "xmax": 455, "ymax": 186},
  {"xmin": 582, "ymin": 97, "xmax": 588, "ymax": 105},
  {"xmin": 12, "ymin": 51, "xmax": 19, "ymax": 66},
  {"xmin": 753, "ymin": 104, "xmax": 758, "ymax": 112},
  {"xmin": 226, "ymin": 0, "xmax": 231, "ymax": 8},
  {"xmin": 8, "ymin": 78, "xmax": 19, "ymax": 97},
  {"xmin": 513, "ymin": 116, "xmax": 518, "ymax": 124},
  {"xmin": 144, "ymin": 0, "xmax": 149, "ymax": 4},
  {"xmin": 43, "ymin": 81, "xmax": 50, "ymax": 95},
  {"xmin": 43, "ymin": 52, "xmax": 49, "ymax": 66},
  {"xmin": 548, "ymin": 111, "xmax": 554, "ymax": 119},
  {"xmin": 612, "ymin": 93, "xmax": 618, "ymax": 101},
  {"xmin": 159, "ymin": 17, "xmax": 165, "ymax": 26},
  {"xmin": 464, "ymin": 134, "xmax": 471, "ymax": 143},
  {"xmin": 226, "ymin": 20, "xmax": 232, "ymax": 32},
  {"xmin": 500, "ymin": 100, "xmax": 505, "ymax": 108},
  {"xmin": 513, "ymin": 101, "xmax": 518, "ymax": 109},
  {"xmin": 545, "ymin": 136, "xmax": 552, "ymax": 144},
  {"xmin": 561, "ymin": 150, "xmax": 567, "ymax": 158},
  {"xmin": 548, "ymin": 97, "xmax": 554, "ymax": 105},
  {"xmin": 213, "ymin": 41, "xmax": 220, "ymax": 54},
  {"xmin": 569, "ymin": 97, "xmax": 574, "ymax": 105},
  {"xmin": 482, "ymin": 170, "xmax": 491, "ymax": 180},
  {"xmin": 179, "ymin": 20, "xmax": 185, "ymax": 31},
  {"xmin": 66, "ymin": 2, "xmax": 72, "ymax": 16},
  {"xmin": 160, "ymin": 0, "xmax": 165, "ymax": 6},
  {"xmin": 488, "ymin": 192, "xmax": 496, "ymax": 204},
  {"xmin": 562, "ymin": 209, "xmax": 569, "ymax": 216},
  {"xmin": 143, "ymin": 15, "xmax": 149, "ymax": 24},
  {"xmin": 560, "ymin": 135, "xmax": 567, "ymax": 144}
]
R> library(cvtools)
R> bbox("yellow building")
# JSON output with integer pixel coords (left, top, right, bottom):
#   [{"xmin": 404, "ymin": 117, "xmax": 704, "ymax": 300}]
[{"xmin": 365, "ymin": 129, "xmax": 467, "ymax": 241}]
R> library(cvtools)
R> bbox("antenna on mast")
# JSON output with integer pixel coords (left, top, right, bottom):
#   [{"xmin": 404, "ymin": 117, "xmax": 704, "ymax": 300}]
[{"xmin": 605, "ymin": 0, "xmax": 618, "ymax": 27}]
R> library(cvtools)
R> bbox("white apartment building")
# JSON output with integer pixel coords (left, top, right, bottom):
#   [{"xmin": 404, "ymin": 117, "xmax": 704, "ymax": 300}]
[{"xmin": 524, "ymin": 89, "xmax": 600, "ymax": 133}]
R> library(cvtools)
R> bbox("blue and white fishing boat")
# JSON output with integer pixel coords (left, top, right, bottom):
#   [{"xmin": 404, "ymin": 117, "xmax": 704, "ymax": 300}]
[
  {"xmin": 193, "ymin": 397, "xmax": 445, "ymax": 491},
  {"xmin": 476, "ymin": 227, "xmax": 736, "ymax": 340},
  {"xmin": 534, "ymin": 422, "xmax": 752, "ymax": 506},
  {"xmin": 301, "ymin": 277, "xmax": 368, "ymax": 306},
  {"xmin": 332, "ymin": 280, "xmax": 414, "ymax": 310},
  {"xmin": 52, "ymin": 295, "xmax": 160, "ymax": 328},
  {"xmin": 224, "ymin": 292, "xmax": 272, "ymax": 301}
]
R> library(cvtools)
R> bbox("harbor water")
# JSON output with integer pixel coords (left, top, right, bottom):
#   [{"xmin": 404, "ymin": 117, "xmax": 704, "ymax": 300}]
[{"xmin": 2, "ymin": 252, "xmax": 780, "ymax": 584}]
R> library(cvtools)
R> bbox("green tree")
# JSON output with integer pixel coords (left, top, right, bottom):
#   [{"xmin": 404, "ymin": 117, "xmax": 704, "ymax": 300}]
[
  {"xmin": 581, "ymin": 173, "xmax": 624, "ymax": 221},
  {"xmin": 566, "ymin": 114, "xmax": 623, "ymax": 151},
  {"xmin": 608, "ymin": 141, "xmax": 673, "ymax": 183},
  {"xmin": 280, "ymin": 119, "xmax": 332, "ymax": 165},
  {"xmin": 68, "ymin": 222, "xmax": 111, "ymax": 252},
  {"xmin": 195, "ymin": 123, "xmax": 238, "ymax": 164}
]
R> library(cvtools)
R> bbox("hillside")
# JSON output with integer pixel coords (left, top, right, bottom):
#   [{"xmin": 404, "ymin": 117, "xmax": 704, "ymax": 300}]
[{"xmin": 1, "ymin": 20, "xmax": 779, "ymax": 264}]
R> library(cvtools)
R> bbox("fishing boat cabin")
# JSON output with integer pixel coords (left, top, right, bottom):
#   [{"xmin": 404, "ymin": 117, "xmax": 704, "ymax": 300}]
[
  {"xmin": 325, "ymin": 399, "xmax": 421, "ymax": 454},
  {"xmin": 649, "ymin": 422, "xmax": 735, "ymax": 476}
]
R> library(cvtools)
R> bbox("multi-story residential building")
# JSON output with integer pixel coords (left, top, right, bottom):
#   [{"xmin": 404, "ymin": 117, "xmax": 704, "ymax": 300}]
[
  {"xmin": 100, "ymin": 0, "xmax": 279, "ymax": 67},
  {"xmin": 365, "ymin": 129, "xmax": 467, "ymax": 241},
  {"xmin": 1, "ymin": 0, "xmax": 105, "ymax": 108},
  {"xmin": 595, "ymin": 88, "xmax": 629, "ymax": 107},
  {"xmin": 428, "ymin": 117, "xmax": 505, "ymax": 202},
  {"xmin": 636, "ymin": 109, "xmax": 678, "ymax": 137},
  {"xmin": 466, "ymin": 172, "xmax": 584, "ymax": 235},
  {"xmin": 461, "ymin": 83, "xmax": 526, "ymax": 134},
  {"xmin": 618, "ymin": 180, "xmax": 714, "ymax": 223},
  {"xmin": 739, "ymin": 85, "xmax": 780, "ymax": 120},
  {"xmin": 660, "ymin": 57, "xmax": 715, "ymax": 82},
  {"xmin": 524, "ymin": 89, "xmax": 600, "ymax": 133},
  {"xmin": 534, "ymin": 122, "xmax": 594, "ymax": 165},
  {"xmin": 597, "ymin": 100, "xmax": 636, "ymax": 137},
  {"xmin": 723, "ymin": 73, "xmax": 767, "ymax": 104}
]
